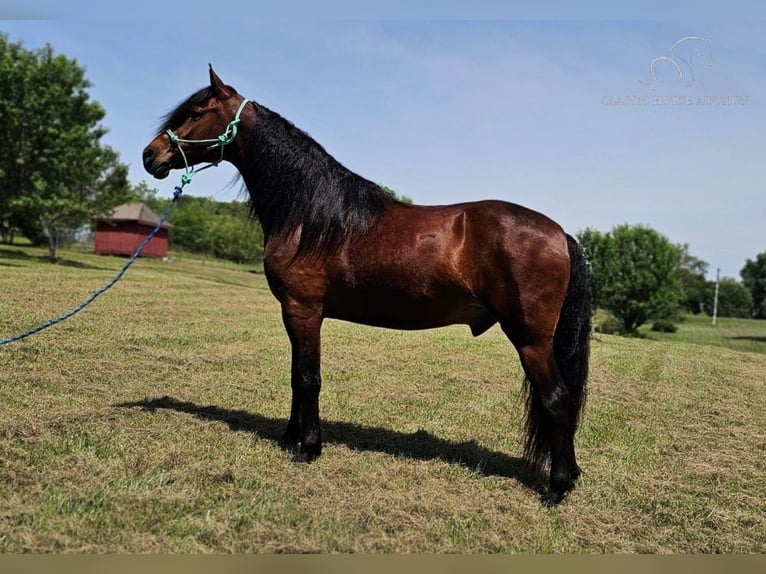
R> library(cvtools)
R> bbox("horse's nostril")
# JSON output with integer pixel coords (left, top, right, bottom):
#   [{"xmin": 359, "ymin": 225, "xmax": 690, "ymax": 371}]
[{"xmin": 142, "ymin": 147, "xmax": 155, "ymax": 164}]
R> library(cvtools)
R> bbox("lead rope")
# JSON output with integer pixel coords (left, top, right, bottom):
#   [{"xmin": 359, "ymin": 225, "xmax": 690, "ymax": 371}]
[{"xmin": 0, "ymin": 99, "xmax": 251, "ymax": 348}]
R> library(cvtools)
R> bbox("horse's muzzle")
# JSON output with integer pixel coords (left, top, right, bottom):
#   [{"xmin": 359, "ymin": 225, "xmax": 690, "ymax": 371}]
[{"xmin": 142, "ymin": 146, "xmax": 170, "ymax": 179}]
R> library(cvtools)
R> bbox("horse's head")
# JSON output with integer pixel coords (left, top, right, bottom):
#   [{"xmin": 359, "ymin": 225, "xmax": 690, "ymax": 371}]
[{"xmin": 143, "ymin": 66, "xmax": 248, "ymax": 179}]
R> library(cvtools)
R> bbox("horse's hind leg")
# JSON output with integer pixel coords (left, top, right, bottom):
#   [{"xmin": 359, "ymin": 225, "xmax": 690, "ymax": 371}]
[{"xmin": 504, "ymin": 328, "xmax": 579, "ymax": 505}]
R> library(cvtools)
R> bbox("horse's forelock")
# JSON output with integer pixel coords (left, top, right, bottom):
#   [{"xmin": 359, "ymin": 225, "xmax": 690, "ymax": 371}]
[{"xmin": 156, "ymin": 85, "xmax": 239, "ymax": 135}]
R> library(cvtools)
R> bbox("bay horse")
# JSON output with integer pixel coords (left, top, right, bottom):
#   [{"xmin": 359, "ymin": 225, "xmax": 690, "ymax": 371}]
[{"xmin": 143, "ymin": 67, "xmax": 591, "ymax": 505}]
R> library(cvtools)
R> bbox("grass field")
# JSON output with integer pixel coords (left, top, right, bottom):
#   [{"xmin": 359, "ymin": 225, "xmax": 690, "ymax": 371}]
[
  {"xmin": 640, "ymin": 314, "xmax": 766, "ymax": 355},
  {"xmin": 1, "ymin": 245, "xmax": 765, "ymax": 553}
]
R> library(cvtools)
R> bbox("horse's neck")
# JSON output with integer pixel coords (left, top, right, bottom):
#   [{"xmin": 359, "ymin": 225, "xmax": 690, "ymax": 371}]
[
  {"xmin": 235, "ymin": 161, "xmax": 273, "ymax": 233},
  {"xmin": 229, "ymin": 124, "xmax": 297, "ymax": 240},
  {"xmin": 229, "ymin": 109, "xmax": 388, "ymax": 253}
]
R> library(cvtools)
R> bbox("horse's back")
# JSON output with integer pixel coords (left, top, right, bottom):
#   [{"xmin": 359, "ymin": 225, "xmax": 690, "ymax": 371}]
[{"xmin": 370, "ymin": 199, "xmax": 570, "ymax": 289}]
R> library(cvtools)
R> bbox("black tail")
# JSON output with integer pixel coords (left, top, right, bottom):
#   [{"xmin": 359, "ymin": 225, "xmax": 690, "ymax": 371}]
[
  {"xmin": 554, "ymin": 235, "xmax": 591, "ymax": 431},
  {"xmin": 523, "ymin": 234, "xmax": 591, "ymax": 469}
]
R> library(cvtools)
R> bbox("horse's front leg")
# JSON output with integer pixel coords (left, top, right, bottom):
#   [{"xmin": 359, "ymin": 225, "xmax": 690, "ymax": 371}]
[{"xmin": 281, "ymin": 304, "xmax": 323, "ymax": 462}]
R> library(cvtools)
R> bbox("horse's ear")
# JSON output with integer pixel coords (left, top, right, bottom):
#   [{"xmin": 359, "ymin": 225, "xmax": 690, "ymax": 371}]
[{"xmin": 209, "ymin": 64, "xmax": 233, "ymax": 100}]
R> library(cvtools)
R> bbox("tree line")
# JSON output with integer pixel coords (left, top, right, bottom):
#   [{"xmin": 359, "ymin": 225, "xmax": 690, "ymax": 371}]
[
  {"xmin": 578, "ymin": 224, "xmax": 766, "ymax": 334},
  {"xmin": 131, "ymin": 183, "xmax": 264, "ymax": 264}
]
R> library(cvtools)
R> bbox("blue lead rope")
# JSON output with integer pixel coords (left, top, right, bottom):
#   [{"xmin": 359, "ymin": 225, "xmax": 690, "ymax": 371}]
[
  {"xmin": 1, "ymin": 98, "xmax": 252, "ymax": 348},
  {"xmin": 0, "ymin": 185, "xmax": 185, "ymax": 348}
]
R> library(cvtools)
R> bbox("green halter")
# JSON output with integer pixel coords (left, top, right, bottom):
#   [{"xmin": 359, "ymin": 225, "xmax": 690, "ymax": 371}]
[{"xmin": 165, "ymin": 97, "xmax": 250, "ymax": 185}]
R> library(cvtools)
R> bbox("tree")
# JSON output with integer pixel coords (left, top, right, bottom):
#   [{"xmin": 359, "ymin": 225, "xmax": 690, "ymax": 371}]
[
  {"xmin": 140, "ymin": 193, "xmax": 264, "ymax": 264},
  {"xmin": 0, "ymin": 34, "xmax": 132, "ymax": 261},
  {"xmin": 207, "ymin": 208, "xmax": 264, "ymax": 264},
  {"xmin": 379, "ymin": 184, "xmax": 413, "ymax": 204},
  {"xmin": 707, "ymin": 278, "xmax": 753, "ymax": 319},
  {"xmin": 164, "ymin": 195, "xmax": 211, "ymax": 254},
  {"xmin": 128, "ymin": 181, "xmax": 163, "ymax": 213},
  {"xmin": 741, "ymin": 252, "xmax": 766, "ymax": 319},
  {"xmin": 577, "ymin": 224, "xmax": 683, "ymax": 334},
  {"xmin": 677, "ymin": 243, "xmax": 709, "ymax": 314}
]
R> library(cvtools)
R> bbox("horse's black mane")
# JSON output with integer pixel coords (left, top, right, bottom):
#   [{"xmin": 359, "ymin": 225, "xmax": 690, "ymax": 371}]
[
  {"xmin": 157, "ymin": 86, "xmax": 239, "ymax": 135},
  {"xmin": 241, "ymin": 101, "xmax": 394, "ymax": 258},
  {"xmin": 159, "ymin": 87, "xmax": 396, "ymax": 258}
]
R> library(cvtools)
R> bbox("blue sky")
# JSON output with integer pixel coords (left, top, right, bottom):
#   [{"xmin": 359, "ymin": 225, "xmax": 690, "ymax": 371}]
[{"xmin": 1, "ymin": 15, "xmax": 764, "ymax": 279}]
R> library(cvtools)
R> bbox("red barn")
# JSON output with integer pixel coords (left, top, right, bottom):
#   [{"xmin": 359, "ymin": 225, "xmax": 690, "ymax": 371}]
[{"xmin": 94, "ymin": 202, "xmax": 174, "ymax": 258}]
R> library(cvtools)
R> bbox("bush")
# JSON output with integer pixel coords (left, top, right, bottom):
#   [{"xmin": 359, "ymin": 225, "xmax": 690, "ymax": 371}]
[
  {"xmin": 651, "ymin": 319, "xmax": 678, "ymax": 333},
  {"xmin": 595, "ymin": 316, "xmax": 623, "ymax": 335}
]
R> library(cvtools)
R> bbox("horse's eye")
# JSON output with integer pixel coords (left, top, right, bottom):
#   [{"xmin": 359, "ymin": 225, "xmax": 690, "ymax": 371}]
[{"xmin": 190, "ymin": 110, "xmax": 203, "ymax": 121}]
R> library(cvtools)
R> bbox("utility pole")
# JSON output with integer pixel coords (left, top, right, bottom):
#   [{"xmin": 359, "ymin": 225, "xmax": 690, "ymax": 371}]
[{"xmin": 712, "ymin": 267, "xmax": 720, "ymax": 326}]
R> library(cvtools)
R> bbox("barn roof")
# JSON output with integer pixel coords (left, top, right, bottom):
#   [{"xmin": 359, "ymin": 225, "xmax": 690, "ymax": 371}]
[{"xmin": 99, "ymin": 202, "xmax": 174, "ymax": 229}]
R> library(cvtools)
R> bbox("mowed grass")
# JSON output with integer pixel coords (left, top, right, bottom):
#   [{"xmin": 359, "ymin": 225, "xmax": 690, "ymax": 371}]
[
  {"xmin": 1, "ymin": 245, "xmax": 765, "ymax": 553},
  {"xmin": 640, "ymin": 314, "xmax": 766, "ymax": 355}
]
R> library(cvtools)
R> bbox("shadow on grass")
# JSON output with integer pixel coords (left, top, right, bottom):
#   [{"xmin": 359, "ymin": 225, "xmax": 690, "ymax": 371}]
[
  {"xmin": 729, "ymin": 335, "xmax": 766, "ymax": 343},
  {"xmin": 0, "ymin": 247, "xmax": 112, "ymax": 271},
  {"xmin": 116, "ymin": 395, "xmax": 546, "ymax": 495},
  {"xmin": 0, "ymin": 247, "xmax": 37, "ymax": 261}
]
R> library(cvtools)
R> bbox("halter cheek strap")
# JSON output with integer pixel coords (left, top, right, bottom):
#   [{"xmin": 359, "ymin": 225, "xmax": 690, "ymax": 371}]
[{"xmin": 165, "ymin": 98, "xmax": 251, "ymax": 183}]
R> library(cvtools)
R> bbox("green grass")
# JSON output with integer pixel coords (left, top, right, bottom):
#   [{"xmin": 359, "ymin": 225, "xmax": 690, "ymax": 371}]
[
  {"xmin": 640, "ymin": 314, "xmax": 766, "ymax": 354},
  {"xmin": 1, "ymin": 245, "xmax": 765, "ymax": 552}
]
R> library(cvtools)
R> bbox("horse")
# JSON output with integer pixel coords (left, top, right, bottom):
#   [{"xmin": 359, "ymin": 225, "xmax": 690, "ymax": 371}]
[{"xmin": 143, "ymin": 66, "xmax": 591, "ymax": 506}]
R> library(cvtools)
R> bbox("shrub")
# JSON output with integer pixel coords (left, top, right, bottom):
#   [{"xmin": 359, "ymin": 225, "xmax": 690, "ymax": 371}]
[
  {"xmin": 595, "ymin": 316, "xmax": 623, "ymax": 335},
  {"xmin": 651, "ymin": 319, "xmax": 678, "ymax": 333}
]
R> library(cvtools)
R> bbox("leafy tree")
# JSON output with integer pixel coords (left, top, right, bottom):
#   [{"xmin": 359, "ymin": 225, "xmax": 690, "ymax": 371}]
[
  {"xmin": 207, "ymin": 209, "xmax": 264, "ymax": 264},
  {"xmin": 379, "ymin": 184, "xmax": 413, "ymax": 204},
  {"xmin": 128, "ymin": 181, "xmax": 163, "ymax": 213},
  {"xmin": 677, "ymin": 244, "xmax": 709, "ymax": 314},
  {"xmin": 138, "ymin": 193, "xmax": 264, "ymax": 264},
  {"xmin": 741, "ymin": 252, "xmax": 766, "ymax": 319},
  {"xmin": 164, "ymin": 195, "xmax": 211, "ymax": 254},
  {"xmin": 708, "ymin": 278, "xmax": 753, "ymax": 319},
  {"xmin": 0, "ymin": 33, "xmax": 132, "ymax": 261},
  {"xmin": 577, "ymin": 224, "xmax": 683, "ymax": 334}
]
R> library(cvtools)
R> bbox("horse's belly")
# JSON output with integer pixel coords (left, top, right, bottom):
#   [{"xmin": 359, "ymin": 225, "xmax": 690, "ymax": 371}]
[{"xmin": 323, "ymin": 287, "xmax": 496, "ymax": 334}]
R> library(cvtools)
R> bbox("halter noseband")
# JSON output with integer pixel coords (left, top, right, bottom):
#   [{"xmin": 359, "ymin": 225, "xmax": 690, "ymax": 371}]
[{"xmin": 165, "ymin": 97, "xmax": 250, "ymax": 184}]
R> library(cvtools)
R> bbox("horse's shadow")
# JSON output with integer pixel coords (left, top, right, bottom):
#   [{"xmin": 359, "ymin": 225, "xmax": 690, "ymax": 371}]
[{"xmin": 116, "ymin": 395, "xmax": 546, "ymax": 495}]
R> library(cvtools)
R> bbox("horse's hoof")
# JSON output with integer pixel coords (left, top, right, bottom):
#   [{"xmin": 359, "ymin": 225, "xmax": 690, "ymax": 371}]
[
  {"xmin": 292, "ymin": 451, "xmax": 319, "ymax": 463},
  {"xmin": 279, "ymin": 432, "xmax": 300, "ymax": 451},
  {"xmin": 542, "ymin": 490, "xmax": 566, "ymax": 507},
  {"xmin": 544, "ymin": 471, "xmax": 578, "ymax": 507},
  {"xmin": 292, "ymin": 444, "xmax": 321, "ymax": 463}
]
